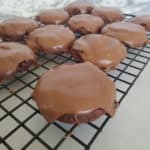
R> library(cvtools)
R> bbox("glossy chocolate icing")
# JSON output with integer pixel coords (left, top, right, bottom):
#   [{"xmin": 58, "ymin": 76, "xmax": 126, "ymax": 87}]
[
  {"xmin": 38, "ymin": 9, "xmax": 69, "ymax": 25},
  {"xmin": 68, "ymin": 14, "xmax": 104, "ymax": 34},
  {"xmin": 33, "ymin": 62, "xmax": 118, "ymax": 123},
  {"xmin": 92, "ymin": 7, "xmax": 124, "ymax": 24},
  {"xmin": 65, "ymin": 1, "xmax": 93, "ymax": 16},
  {"xmin": 72, "ymin": 34, "xmax": 127, "ymax": 71},
  {"xmin": 132, "ymin": 15, "xmax": 150, "ymax": 31},
  {"xmin": 0, "ymin": 42, "xmax": 36, "ymax": 83},
  {"xmin": 27, "ymin": 25, "xmax": 75, "ymax": 53},
  {"xmin": 0, "ymin": 17, "xmax": 39, "ymax": 40},
  {"xmin": 102, "ymin": 22, "xmax": 148, "ymax": 48}
]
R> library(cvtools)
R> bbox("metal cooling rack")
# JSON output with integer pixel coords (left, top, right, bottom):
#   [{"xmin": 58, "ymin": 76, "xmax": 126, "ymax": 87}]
[{"xmin": 0, "ymin": 14, "xmax": 150, "ymax": 150}]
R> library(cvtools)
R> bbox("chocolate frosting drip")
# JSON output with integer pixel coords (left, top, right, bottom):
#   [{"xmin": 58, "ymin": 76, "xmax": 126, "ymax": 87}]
[
  {"xmin": 65, "ymin": 1, "xmax": 93, "ymax": 16},
  {"xmin": 38, "ymin": 9, "xmax": 69, "ymax": 25},
  {"xmin": 132, "ymin": 15, "xmax": 150, "ymax": 31},
  {"xmin": 33, "ymin": 62, "xmax": 118, "ymax": 123},
  {"xmin": 68, "ymin": 14, "xmax": 104, "ymax": 34},
  {"xmin": 27, "ymin": 25, "xmax": 75, "ymax": 53},
  {"xmin": 58, "ymin": 108, "xmax": 105, "ymax": 124},
  {"xmin": 102, "ymin": 22, "xmax": 148, "ymax": 48},
  {"xmin": 0, "ymin": 42, "xmax": 36, "ymax": 83},
  {"xmin": 72, "ymin": 34, "xmax": 127, "ymax": 71},
  {"xmin": 0, "ymin": 17, "xmax": 39, "ymax": 40},
  {"xmin": 92, "ymin": 7, "xmax": 124, "ymax": 24}
]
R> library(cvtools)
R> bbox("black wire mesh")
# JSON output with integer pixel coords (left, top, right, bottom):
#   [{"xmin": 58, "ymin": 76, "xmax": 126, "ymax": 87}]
[{"xmin": 0, "ymin": 14, "xmax": 150, "ymax": 150}]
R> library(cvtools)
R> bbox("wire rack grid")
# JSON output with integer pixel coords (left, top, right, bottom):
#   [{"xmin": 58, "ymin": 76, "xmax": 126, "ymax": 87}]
[{"xmin": 0, "ymin": 14, "xmax": 150, "ymax": 150}]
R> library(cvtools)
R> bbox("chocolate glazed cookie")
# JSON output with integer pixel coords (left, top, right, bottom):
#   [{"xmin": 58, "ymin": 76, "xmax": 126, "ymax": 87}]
[
  {"xmin": 0, "ymin": 17, "xmax": 39, "ymax": 41},
  {"xmin": 68, "ymin": 14, "xmax": 104, "ymax": 34},
  {"xmin": 27, "ymin": 25, "xmax": 75, "ymax": 54},
  {"xmin": 132, "ymin": 15, "xmax": 150, "ymax": 31},
  {"xmin": 37, "ymin": 9, "xmax": 69, "ymax": 25},
  {"xmin": 92, "ymin": 7, "xmax": 124, "ymax": 24},
  {"xmin": 65, "ymin": 1, "xmax": 93, "ymax": 16},
  {"xmin": 72, "ymin": 34, "xmax": 127, "ymax": 71},
  {"xmin": 0, "ymin": 42, "xmax": 36, "ymax": 83},
  {"xmin": 33, "ymin": 62, "xmax": 118, "ymax": 124},
  {"xmin": 102, "ymin": 22, "xmax": 148, "ymax": 48}
]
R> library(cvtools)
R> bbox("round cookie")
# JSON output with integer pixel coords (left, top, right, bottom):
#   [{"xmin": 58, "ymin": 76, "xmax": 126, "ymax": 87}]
[
  {"xmin": 102, "ymin": 22, "xmax": 148, "ymax": 48},
  {"xmin": 72, "ymin": 34, "xmax": 127, "ymax": 71},
  {"xmin": 132, "ymin": 15, "xmax": 150, "ymax": 31},
  {"xmin": 68, "ymin": 14, "xmax": 104, "ymax": 34},
  {"xmin": 33, "ymin": 62, "xmax": 118, "ymax": 124},
  {"xmin": 0, "ymin": 17, "xmax": 39, "ymax": 40},
  {"xmin": 65, "ymin": 1, "xmax": 93, "ymax": 16},
  {"xmin": 37, "ymin": 9, "xmax": 69, "ymax": 25},
  {"xmin": 92, "ymin": 7, "xmax": 124, "ymax": 24},
  {"xmin": 27, "ymin": 25, "xmax": 75, "ymax": 54},
  {"xmin": 0, "ymin": 42, "xmax": 36, "ymax": 83}
]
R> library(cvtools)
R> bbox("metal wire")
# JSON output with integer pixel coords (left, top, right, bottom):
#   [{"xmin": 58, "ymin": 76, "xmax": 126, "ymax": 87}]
[{"xmin": 0, "ymin": 14, "xmax": 150, "ymax": 150}]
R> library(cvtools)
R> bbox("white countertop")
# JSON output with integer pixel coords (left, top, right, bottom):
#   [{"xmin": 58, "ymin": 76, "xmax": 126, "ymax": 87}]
[{"xmin": 92, "ymin": 62, "xmax": 150, "ymax": 150}]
